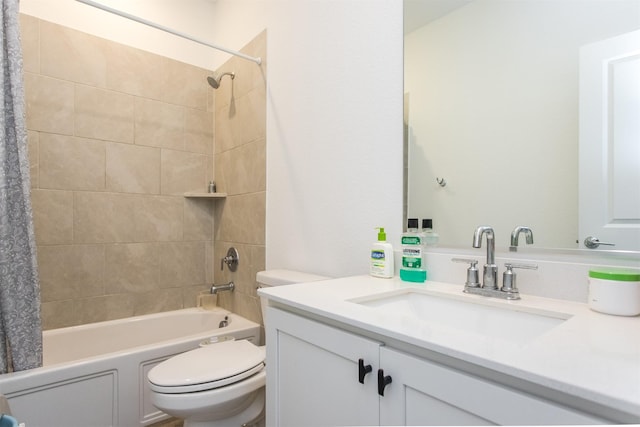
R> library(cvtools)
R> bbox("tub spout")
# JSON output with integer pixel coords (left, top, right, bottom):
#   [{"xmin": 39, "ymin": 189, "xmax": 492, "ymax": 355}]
[{"xmin": 210, "ymin": 281, "xmax": 235, "ymax": 294}]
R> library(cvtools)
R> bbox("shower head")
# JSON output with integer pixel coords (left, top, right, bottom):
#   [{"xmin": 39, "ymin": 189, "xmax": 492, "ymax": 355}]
[{"xmin": 207, "ymin": 72, "xmax": 235, "ymax": 89}]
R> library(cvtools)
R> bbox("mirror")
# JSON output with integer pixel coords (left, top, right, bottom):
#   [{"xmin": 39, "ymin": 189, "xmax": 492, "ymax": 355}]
[{"xmin": 404, "ymin": 0, "xmax": 640, "ymax": 252}]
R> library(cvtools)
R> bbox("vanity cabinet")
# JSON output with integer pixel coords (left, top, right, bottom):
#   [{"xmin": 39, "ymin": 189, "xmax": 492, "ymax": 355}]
[
  {"xmin": 266, "ymin": 306, "xmax": 609, "ymax": 426},
  {"xmin": 265, "ymin": 306, "xmax": 381, "ymax": 426},
  {"xmin": 379, "ymin": 347, "xmax": 606, "ymax": 426}
]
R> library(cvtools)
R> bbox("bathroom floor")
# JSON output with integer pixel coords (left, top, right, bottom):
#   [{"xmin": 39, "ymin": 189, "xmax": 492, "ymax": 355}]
[{"xmin": 149, "ymin": 418, "xmax": 183, "ymax": 427}]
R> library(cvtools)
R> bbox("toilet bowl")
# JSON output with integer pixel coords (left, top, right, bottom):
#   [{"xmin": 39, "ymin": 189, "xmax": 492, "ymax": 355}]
[
  {"xmin": 147, "ymin": 269, "xmax": 329, "ymax": 427},
  {"xmin": 148, "ymin": 340, "xmax": 266, "ymax": 427}
]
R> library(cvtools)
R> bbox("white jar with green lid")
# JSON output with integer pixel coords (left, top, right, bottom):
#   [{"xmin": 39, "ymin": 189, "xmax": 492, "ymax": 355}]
[{"xmin": 588, "ymin": 268, "xmax": 640, "ymax": 316}]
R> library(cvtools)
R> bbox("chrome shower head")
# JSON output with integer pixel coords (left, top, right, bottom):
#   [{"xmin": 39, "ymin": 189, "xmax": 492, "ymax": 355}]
[{"xmin": 207, "ymin": 72, "xmax": 235, "ymax": 89}]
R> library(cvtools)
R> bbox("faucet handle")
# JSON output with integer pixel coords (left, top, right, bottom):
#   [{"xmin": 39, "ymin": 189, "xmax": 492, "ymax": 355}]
[
  {"xmin": 452, "ymin": 258, "xmax": 478, "ymax": 266},
  {"xmin": 504, "ymin": 262, "xmax": 538, "ymax": 271},
  {"xmin": 452, "ymin": 258, "xmax": 481, "ymax": 288},
  {"xmin": 502, "ymin": 263, "xmax": 538, "ymax": 295}
]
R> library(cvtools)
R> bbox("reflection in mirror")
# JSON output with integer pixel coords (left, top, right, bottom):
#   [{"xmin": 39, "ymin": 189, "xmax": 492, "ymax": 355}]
[{"xmin": 404, "ymin": 0, "xmax": 640, "ymax": 252}]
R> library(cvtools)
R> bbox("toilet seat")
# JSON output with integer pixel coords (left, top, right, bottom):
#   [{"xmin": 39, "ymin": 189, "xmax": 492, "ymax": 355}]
[{"xmin": 148, "ymin": 340, "xmax": 265, "ymax": 394}]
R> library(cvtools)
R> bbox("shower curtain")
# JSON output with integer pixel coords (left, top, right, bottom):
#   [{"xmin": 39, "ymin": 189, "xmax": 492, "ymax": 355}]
[{"xmin": 0, "ymin": 0, "xmax": 42, "ymax": 373}]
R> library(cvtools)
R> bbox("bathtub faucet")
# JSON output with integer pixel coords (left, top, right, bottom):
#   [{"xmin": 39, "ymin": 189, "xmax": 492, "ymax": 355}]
[{"xmin": 210, "ymin": 281, "xmax": 235, "ymax": 294}]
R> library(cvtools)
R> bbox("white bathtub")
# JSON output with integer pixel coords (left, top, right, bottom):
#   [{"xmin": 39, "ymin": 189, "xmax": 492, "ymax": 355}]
[{"xmin": 0, "ymin": 307, "xmax": 261, "ymax": 427}]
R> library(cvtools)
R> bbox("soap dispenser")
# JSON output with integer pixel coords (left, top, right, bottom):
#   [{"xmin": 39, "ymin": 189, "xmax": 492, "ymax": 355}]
[{"xmin": 370, "ymin": 227, "xmax": 394, "ymax": 278}]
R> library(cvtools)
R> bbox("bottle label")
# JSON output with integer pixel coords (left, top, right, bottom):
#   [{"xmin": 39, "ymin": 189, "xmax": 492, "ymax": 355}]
[
  {"xmin": 401, "ymin": 234, "xmax": 423, "ymax": 268},
  {"xmin": 401, "ymin": 236, "xmax": 422, "ymax": 245},
  {"xmin": 371, "ymin": 250, "xmax": 386, "ymax": 260},
  {"xmin": 402, "ymin": 247, "xmax": 422, "ymax": 268}
]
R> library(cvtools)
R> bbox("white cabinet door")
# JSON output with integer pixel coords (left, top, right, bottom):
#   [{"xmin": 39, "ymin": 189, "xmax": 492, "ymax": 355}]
[
  {"xmin": 265, "ymin": 307, "xmax": 381, "ymax": 427},
  {"xmin": 379, "ymin": 347, "xmax": 606, "ymax": 426},
  {"xmin": 579, "ymin": 29, "xmax": 640, "ymax": 251}
]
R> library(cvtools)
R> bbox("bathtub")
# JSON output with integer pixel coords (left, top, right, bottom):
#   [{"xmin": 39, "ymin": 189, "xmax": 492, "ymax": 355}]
[{"xmin": 0, "ymin": 307, "xmax": 260, "ymax": 427}]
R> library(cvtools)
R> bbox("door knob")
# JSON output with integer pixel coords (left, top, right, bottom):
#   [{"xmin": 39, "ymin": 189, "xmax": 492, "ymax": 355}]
[
  {"xmin": 358, "ymin": 359, "xmax": 372, "ymax": 384},
  {"xmin": 584, "ymin": 236, "xmax": 616, "ymax": 249}
]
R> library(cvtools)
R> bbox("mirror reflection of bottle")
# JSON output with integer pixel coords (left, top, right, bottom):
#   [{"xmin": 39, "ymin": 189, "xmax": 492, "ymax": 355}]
[{"xmin": 422, "ymin": 218, "xmax": 439, "ymax": 247}]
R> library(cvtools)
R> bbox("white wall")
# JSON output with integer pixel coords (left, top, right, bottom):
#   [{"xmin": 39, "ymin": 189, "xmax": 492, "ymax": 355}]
[
  {"xmin": 263, "ymin": 0, "xmax": 404, "ymax": 277},
  {"xmin": 20, "ymin": 0, "xmax": 405, "ymax": 279}
]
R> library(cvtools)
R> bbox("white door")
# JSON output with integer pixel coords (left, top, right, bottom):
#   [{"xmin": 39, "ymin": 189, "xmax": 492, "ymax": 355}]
[
  {"xmin": 579, "ymin": 29, "xmax": 640, "ymax": 251},
  {"xmin": 265, "ymin": 307, "xmax": 381, "ymax": 427}
]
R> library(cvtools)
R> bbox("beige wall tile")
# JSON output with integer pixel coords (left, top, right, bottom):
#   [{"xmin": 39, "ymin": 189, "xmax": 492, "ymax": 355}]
[
  {"xmin": 76, "ymin": 294, "xmax": 135, "ymax": 325},
  {"xmin": 105, "ymin": 243, "xmax": 159, "ymax": 294},
  {"xmin": 205, "ymin": 240, "xmax": 214, "ymax": 285},
  {"xmin": 74, "ymin": 192, "xmax": 137, "ymax": 243},
  {"xmin": 134, "ymin": 196, "xmax": 183, "ymax": 242},
  {"xmin": 183, "ymin": 199, "xmax": 213, "ymax": 241},
  {"xmin": 215, "ymin": 192, "xmax": 265, "ymax": 245},
  {"xmin": 41, "ymin": 300, "xmax": 76, "ymax": 330},
  {"xmin": 160, "ymin": 149, "xmax": 208, "ymax": 195},
  {"xmin": 38, "ymin": 244, "xmax": 104, "ymax": 302},
  {"xmin": 24, "ymin": 73, "xmax": 74, "ymax": 134},
  {"xmin": 106, "ymin": 142, "xmax": 161, "ymax": 194},
  {"xmin": 158, "ymin": 242, "xmax": 206, "ymax": 288},
  {"xmin": 20, "ymin": 14, "xmax": 40, "ymax": 74},
  {"xmin": 212, "ymin": 31, "xmax": 266, "ymax": 326},
  {"xmin": 133, "ymin": 288, "xmax": 183, "ymax": 316},
  {"xmin": 31, "ymin": 189, "xmax": 73, "ymax": 245},
  {"xmin": 162, "ymin": 58, "xmax": 208, "ymax": 110},
  {"xmin": 75, "ymin": 85, "xmax": 134, "ymax": 143},
  {"xmin": 39, "ymin": 133, "xmax": 105, "ymax": 191},
  {"xmin": 232, "ymin": 86, "xmax": 267, "ymax": 145},
  {"xmin": 215, "ymin": 138, "xmax": 265, "ymax": 195},
  {"xmin": 215, "ymin": 31, "xmax": 267, "ymax": 106},
  {"xmin": 22, "ymin": 17, "xmax": 260, "ymax": 328},
  {"xmin": 183, "ymin": 285, "xmax": 211, "ymax": 308},
  {"xmin": 215, "ymin": 88, "xmax": 266, "ymax": 151},
  {"xmin": 106, "ymin": 43, "xmax": 164, "ymax": 100},
  {"xmin": 184, "ymin": 108, "xmax": 213, "ymax": 154},
  {"xmin": 134, "ymin": 98, "xmax": 184, "ymax": 150},
  {"xmin": 28, "ymin": 130, "xmax": 38, "ymax": 188},
  {"xmin": 40, "ymin": 20, "xmax": 107, "ymax": 87},
  {"xmin": 214, "ymin": 103, "xmax": 234, "ymax": 153}
]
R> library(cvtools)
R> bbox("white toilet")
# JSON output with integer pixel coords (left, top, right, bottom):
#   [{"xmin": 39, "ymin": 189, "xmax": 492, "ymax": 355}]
[{"xmin": 147, "ymin": 269, "xmax": 329, "ymax": 427}]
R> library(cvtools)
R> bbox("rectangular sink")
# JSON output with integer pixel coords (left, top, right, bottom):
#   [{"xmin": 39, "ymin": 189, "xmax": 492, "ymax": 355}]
[{"xmin": 351, "ymin": 289, "xmax": 571, "ymax": 345}]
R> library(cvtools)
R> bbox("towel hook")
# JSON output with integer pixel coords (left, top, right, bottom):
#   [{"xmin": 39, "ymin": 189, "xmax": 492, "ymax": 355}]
[{"xmin": 436, "ymin": 177, "xmax": 447, "ymax": 187}]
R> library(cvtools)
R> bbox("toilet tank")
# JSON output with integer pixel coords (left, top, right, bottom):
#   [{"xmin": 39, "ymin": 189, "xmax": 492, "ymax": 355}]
[{"xmin": 257, "ymin": 269, "xmax": 330, "ymax": 322}]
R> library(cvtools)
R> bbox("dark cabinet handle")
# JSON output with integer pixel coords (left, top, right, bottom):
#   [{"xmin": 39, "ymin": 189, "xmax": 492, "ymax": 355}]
[
  {"xmin": 377, "ymin": 369, "xmax": 392, "ymax": 396},
  {"xmin": 358, "ymin": 358, "xmax": 372, "ymax": 384}
]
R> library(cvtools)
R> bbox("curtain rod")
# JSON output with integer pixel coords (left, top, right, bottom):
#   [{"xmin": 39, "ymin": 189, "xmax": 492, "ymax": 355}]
[{"xmin": 75, "ymin": 0, "xmax": 262, "ymax": 65}]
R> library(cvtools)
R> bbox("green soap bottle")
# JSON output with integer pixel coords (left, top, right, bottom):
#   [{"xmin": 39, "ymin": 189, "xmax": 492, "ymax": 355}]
[{"xmin": 400, "ymin": 218, "xmax": 427, "ymax": 282}]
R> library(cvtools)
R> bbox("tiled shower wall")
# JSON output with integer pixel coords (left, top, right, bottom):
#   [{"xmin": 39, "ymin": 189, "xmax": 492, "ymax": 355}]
[
  {"xmin": 212, "ymin": 31, "xmax": 267, "ymax": 327},
  {"xmin": 20, "ymin": 13, "xmax": 241, "ymax": 330}
]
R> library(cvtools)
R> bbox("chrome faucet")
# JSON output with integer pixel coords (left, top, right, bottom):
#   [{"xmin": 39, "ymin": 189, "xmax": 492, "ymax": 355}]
[
  {"xmin": 510, "ymin": 226, "xmax": 534, "ymax": 252},
  {"xmin": 472, "ymin": 226, "xmax": 498, "ymax": 290},
  {"xmin": 452, "ymin": 226, "xmax": 538, "ymax": 300},
  {"xmin": 210, "ymin": 281, "xmax": 235, "ymax": 294}
]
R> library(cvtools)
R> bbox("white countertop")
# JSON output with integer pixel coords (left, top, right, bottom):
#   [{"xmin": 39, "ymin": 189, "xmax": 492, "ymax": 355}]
[{"xmin": 259, "ymin": 275, "xmax": 640, "ymax": 418}]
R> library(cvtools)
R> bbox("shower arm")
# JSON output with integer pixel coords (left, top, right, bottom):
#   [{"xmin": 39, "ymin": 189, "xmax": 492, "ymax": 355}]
[{"xmin": 75, "ymin": 0, "xmax": 262, "ymax": 65}]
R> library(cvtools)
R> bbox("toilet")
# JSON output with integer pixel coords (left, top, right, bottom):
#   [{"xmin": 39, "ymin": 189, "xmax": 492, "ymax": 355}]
[{"xmin": 147, "ymin": 269, "xmax": 329, "ymax": 427}]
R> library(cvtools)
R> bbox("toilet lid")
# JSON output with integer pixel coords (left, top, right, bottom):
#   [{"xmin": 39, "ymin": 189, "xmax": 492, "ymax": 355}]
[{"xmin": 148, "ymin": 340, "xmax": 265, "ymax": 393}]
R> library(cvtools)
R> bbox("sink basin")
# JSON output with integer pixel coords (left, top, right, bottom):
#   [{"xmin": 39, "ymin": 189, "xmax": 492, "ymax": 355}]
[{"xmin": 351, "ymin": 289, "xmax": 571, "ymax": 345}]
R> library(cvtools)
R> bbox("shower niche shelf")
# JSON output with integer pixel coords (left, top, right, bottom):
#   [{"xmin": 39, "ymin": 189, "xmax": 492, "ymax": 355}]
[{"xmin": 184, "ymin": 192, "xmax": 227, "ymax": 199}]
